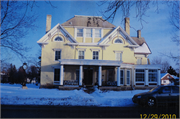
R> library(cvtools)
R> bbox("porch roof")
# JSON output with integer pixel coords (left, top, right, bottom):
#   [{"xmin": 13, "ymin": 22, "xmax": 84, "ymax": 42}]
[{"xmin": 59, "ymin": 59, "xmax": 122, "ymax": 66}]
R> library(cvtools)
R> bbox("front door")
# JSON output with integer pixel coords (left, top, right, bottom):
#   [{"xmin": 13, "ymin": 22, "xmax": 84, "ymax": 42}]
[{"xmin": 83, "ymin": 68, "xmax": 93, "ymax": 85}]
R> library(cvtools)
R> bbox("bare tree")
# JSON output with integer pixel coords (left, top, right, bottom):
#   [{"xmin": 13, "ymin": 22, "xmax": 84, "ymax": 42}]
[
  {"xmin": 1, "ymin": 1, "xmax": 38, "ymax": 58},
  {"xmin": 1, "ymin": 0, "xmax": 56, "ymax": 61},
  {"xmin": 151, "ymin": 57, "xmax": 170, "ymax": 73}
]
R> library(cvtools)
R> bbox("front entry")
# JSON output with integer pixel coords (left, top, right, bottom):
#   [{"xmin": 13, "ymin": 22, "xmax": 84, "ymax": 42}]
[{"xmin": 83, "ymin": 67, "xmax": 93, "ymax": 85}]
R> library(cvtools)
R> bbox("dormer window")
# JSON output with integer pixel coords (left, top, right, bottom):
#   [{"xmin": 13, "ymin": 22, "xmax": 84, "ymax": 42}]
[
  {"xmin": 114, "ymin": 39, "xmax": 123, "ymax": 43},
  {"xmin": 55, "ymin": 36, "xmax": 63, "ymax": 41}
]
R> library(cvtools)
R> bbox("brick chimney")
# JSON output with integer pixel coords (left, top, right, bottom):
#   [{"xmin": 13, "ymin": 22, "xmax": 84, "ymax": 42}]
[
  {"xmin": 46, "ymin": 15, "xmax": 52, "ymax": 33},
  {"xmin": 137, "ymin": 30, "xmax": 141, "ymax": 38},
  {"xmin": 124, "ymin": 17, "xmax": 130, "ymax": 35}
]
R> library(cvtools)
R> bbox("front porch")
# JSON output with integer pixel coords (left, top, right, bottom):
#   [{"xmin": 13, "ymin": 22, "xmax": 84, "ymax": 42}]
[{"xmin": 51, "ymin": 59, "xmax": 161, "ymax": 89}]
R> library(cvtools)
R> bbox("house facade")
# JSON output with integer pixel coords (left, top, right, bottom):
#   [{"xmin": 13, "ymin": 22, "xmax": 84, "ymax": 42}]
[
  {"xmin": 161, "ymin": 73, "xmax": 176, "ymax": 85},
  {"xmin": 37, "ymin": 15, "xmax": 161, "ymax": 89}
]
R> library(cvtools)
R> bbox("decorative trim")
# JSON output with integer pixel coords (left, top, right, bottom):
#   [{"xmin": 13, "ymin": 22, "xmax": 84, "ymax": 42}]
[
  {"xmin": 52, "ymin": 48, "xmax": 62, "ymax": 51},
  {"xmin": 76, "ymin": 48, "xmax": 86, "ymax": 51},
  {"xmin": 113, "ymin": 50, "xmax": 123, "ymax": 53},
  {"xmin": 90, "ymin": 48, "xmax": 100, "ymax": 52}
]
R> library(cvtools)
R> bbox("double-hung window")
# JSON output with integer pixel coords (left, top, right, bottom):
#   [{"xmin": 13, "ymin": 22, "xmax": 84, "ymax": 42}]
[
  {"xmin": 54, "ymin": 69, "xmax": 60, "ymax": 81},
  {"xmin": 86, "ymin": 29, "xmax": 92, "ymax": 37},
  {"xmin": 127, "ymin": 70, "xmax": 130, "ymax": 85},
  {"xmin": 148, "ymin": 69, "xmax": 157, "ymax": 82},
  {"xmin": 136, "ymin": 69, "xmax": 145, "ymax": 82},
  {"xmin": 55, "ymin": 51, "xmax": 61, "ymax": 61},
  {"xmin": 116, "ymin": 52, "xmax": 122, "ymax": 61},
  {"xmin": 93, "ymin": 51, "xmax": 99, "ymax": 60},
  {"xmin": 137, "ymin": 58, "xmax": 142, "ymax": 65},
  {"xmin": 95, "ymin": 29, "xmax": 101, "ymax": 38},
  {"xmin": 77, "ymin": 28, "xmax": 83, "ymax": 37},
  {"xmin": 78, "ymin": 51, "xmax": 85, "ymax": 59}
]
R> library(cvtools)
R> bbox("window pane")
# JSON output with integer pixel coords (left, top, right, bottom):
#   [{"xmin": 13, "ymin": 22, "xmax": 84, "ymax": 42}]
[
  {"xmin": 115, "ymin": 39, "xmax": 122, "ymax": 43},
  {"xmin": 136, "ymin": 69, "xmax": 144, "ymax": 82},
  {"xmin": 78, "ymin": 51, "xmax": 84, "ymax": 59},
  {"xmin": 120, "ymin": 70, "xmax": 123, "ymax": 84},
  {"xmin": 95, "ymin": 29, "xmax": 101, "ymax": 37},
  {"xmin": 86, "ymin": 29, "xmax": 92, "ymax": 37},
  {"xmin": 55, "ymin": 37, "xmax": 63, "ymax": 41},
  {"xmin": 93, "ymin": 51, "xmax": 98, "ymax": 60},
  {"xmin": 54, "ymin": 69, "xmax": 60, "ymax": 81},
  {"xmin": 55, "ymin": 51, "xmax": 61, "ymax": 61},
  {"xmin": 77, "ymin": 29, "xmax": 83, "ymax": 37}
]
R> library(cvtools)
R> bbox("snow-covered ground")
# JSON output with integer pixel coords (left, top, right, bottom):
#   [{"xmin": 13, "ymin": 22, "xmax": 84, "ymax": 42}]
[{"xmin": 1, "ymin": 83, "xmax": 149, "ymax": 107}]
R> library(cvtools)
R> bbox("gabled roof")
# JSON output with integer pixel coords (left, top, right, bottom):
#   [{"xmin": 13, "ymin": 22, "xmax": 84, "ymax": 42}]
[
  {"xmin": 134, "ymin": 42, "xmax": 151, "ymax": 54},
  {"xmin": 161, "ymin": 73, "xmax": 175, "ymax": 79},
  {"xmin": 98, "ymin": 26, "xmax": 139, "ymax": 46},
  {"xmin": 37, "ymin": 23, "xmax": 77, "ymax": 45},
  {"xmin": 62, "ymin": 15, "xmax": 116, "ymax": 28}
]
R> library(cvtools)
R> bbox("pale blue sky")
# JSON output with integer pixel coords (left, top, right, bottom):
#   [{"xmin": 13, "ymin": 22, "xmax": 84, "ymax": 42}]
[{"xmin": 4, "ymin": 1, "xmax": 179, "ymax": 70}]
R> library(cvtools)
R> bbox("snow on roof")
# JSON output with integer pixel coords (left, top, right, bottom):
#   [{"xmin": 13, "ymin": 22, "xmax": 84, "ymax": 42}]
[
  {"xmin": 161, "ymin": 73, "xmax": 167, "ymax": 78},
  {"xmin": 134, "ymin": 43, "xmax": 151, "ymax": 54}
]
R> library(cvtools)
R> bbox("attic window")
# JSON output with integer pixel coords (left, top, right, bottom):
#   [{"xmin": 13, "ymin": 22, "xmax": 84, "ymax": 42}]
[
  {"xmin": 55, "ymin": 36, "xmax": 63, "ymax": 41},
  {"xmin": 114, "ymin": 39, "xmax": 123, "ymax": 44}
]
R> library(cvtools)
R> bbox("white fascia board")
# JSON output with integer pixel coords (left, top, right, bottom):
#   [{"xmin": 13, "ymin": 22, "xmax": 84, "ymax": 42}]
[
  {"xmin": 99, "ymin": 26, "xmax": 138, "ymax": 46},
  {"xmin": 37, "ymin": 23, "xmax": 77, "ymax": 45},
  {"xmin": 37, "ymin": 24, "xmax": 60, "ymax": 44},
  {"xmin": 118, "ymin": 26, "xmax": 138, "ymax": 45},
  {"xmin": 66, "ymin": 43, "xmax": 110, "ymax": 46},
  {"xmin": 127, "ymin": 45, "xmax": 139, "ymax": 48},
  {"xmin": 161, "ymin": 73, "xmax": 169, "ymax": 79},
  {"xmin": 59, "ymin": 59, "xmax": 122, "ymax": 66},
  {"xmin": 98, "ymin": 26, "xmax": 119, "ymax": 44},
  {"xmin": 58, "ymin": 23, "xmax": 77, "ymax": 43},
  {"xmin": 134, "ymin": 64, "xmax": 161, "ymax": 69}
]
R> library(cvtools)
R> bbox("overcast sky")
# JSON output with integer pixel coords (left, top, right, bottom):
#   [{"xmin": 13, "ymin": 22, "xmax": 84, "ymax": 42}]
[{"xmin": 4, "ymin": 1, "xmax": 179, "ymax": 70}]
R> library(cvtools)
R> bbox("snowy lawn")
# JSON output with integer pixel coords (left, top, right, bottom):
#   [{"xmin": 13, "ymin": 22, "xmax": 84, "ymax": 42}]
[{"xmin": 1, "ymin": 83, "xmax": 149, "ymax": 107}]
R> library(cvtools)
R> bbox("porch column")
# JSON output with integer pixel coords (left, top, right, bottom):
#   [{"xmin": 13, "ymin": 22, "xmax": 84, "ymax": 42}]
[
  {"xmin": 145, "ymin": 69, "xmax": 148, "ymax": 86},
  {"xmin": 134, "ymin": 69, "xmax": 136, "ymax": 86},
  {"xmin": 98, "ymin": 66, "xmax": 102, "ymax": 86},
  {"xmin": 60, "ymin": 65, "xmax": 64, "ymax": 85},
  {"xmin": 117, "ymin": 66, "xmax": 120, "ymax": 86},
  {"xmin": 79, "ymin": 65, "xmax": 83, "ymax": 86},
  {"xmin": 124, "ymin": 69, "xmax": 127, "ymax": 86},
  {"xmin": 157, "ymin": 69, "xmax": 161, "ymax": 85}
]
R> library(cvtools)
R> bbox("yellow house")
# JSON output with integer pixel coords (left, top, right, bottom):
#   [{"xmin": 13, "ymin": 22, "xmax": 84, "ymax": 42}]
[{"xmin": 37, "ymin": 15, "xmax": 161, "ymax": 89}]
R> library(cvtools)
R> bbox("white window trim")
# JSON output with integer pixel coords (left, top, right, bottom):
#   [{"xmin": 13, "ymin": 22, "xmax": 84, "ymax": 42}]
[
  {"xmin": 120, "ymin": 70, "xmax": 124, "ymax": 85},
  {"xmin": 114, "ymin": 39, "xmax": 123, "ymax": 44},
  {"xmin": 54, "ymin": 49, "xmax": 62, "ymax": 61},
  {"xmin": 92, "ymin": 50, "xmax": 99, "ymax": 60},
  {"xmin": 86, "ymin": 28, "xmax": 92, "ymax": 38},
  {"xmin": 136, "ymin": 57, "xmax": 142, "ymax": 65},
  {"xmin": 148, "ymin": 69, "xmax": 158, "ymax": 82},
  {"xmin": 135, "ymin": 69, "xmax": 145, "ymax": 82},
  {"xmin": 95, "ymin": 29, "xmax": 101, "ymax": 38},
  {"xmin": 127, "ymin": 70, "xmax": 130, "ymax": 85},
  {"xmin": 78, "ymin": 50, "xmax": 85, "ymax": 59},
  {"xmin": 115, "ymin": 52, "xmax": 123, "ymax": 61},
  {"xmin": 90, "ymin": 48, "xmax": 100, "ymax": 52},
  {"xmin": 77, "ymin": 28, "xmax": 83, "ymax": 37}
]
